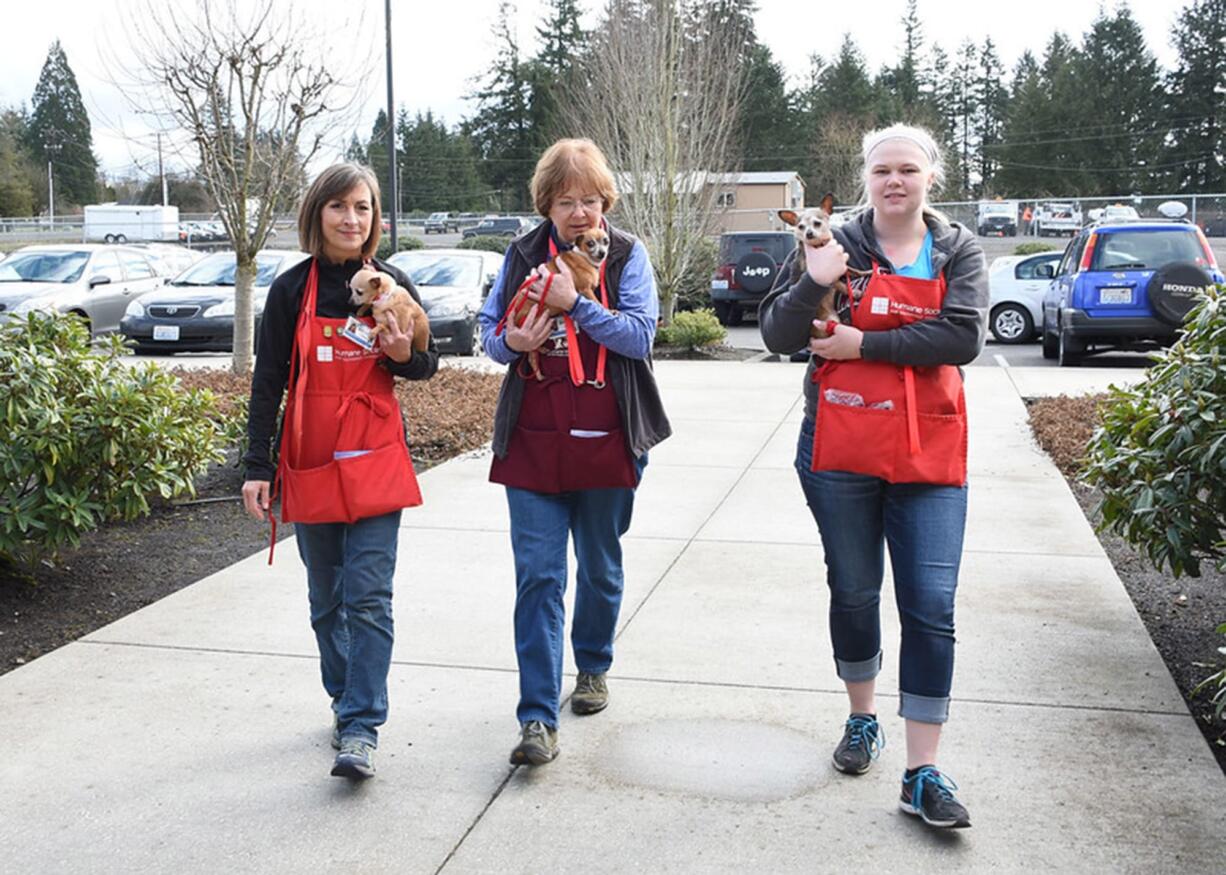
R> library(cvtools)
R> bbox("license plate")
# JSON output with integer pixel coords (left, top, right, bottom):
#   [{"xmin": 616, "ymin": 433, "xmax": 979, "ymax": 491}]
[
  {"xmin": 153, "ymin": 325, "xmax": 180, "ymax": 341},
  {"xmin": 711, "ymin": 280, "xmax": 729, "ymax": 290},
  {"xmin": 1099, "ymin": 287, "xmax": 1132, "ymax": 305}
]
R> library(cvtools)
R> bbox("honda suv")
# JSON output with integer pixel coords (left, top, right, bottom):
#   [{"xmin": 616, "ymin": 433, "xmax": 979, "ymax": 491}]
[
  {"xmin": 1039, "ymin": 221, "xmax": 1222, "ymax": 366},
  {"xmin": 709, "ymin": 231, "xmax": 793, "ymax": 325}
]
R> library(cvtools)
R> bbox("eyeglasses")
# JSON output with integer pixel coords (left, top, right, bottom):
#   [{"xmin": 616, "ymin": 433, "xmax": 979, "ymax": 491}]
[{"xmin": 555, "ymin": 196, "xmax": 602, "ymax": 213}]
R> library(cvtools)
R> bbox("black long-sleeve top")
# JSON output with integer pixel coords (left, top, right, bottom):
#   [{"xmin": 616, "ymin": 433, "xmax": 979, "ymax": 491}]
[{"xmin": 242, "ymin": 256, "xmax": 439, "ymax": 481}]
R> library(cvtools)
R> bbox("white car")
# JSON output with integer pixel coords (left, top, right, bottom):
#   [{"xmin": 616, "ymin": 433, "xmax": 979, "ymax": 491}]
[{"xmin": 987, "ymin": 250, "xmax": 1065, "ymax": 343}]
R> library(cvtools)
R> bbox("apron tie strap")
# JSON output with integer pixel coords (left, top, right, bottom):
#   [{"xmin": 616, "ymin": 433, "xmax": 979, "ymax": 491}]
[{"xmin": 903, "ymin": 366, "xmax": 921, "ymax": 455}]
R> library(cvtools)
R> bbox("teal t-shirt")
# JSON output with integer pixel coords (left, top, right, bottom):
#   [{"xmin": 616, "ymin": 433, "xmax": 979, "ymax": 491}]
[{"xmin": 894, "ymin": 230, "xmax": 934, "ymax": 279}]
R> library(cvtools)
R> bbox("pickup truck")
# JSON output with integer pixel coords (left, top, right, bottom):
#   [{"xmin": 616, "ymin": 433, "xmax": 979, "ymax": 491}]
[
  {"xmin": 424, "ymin": 212, "xmax": 460, "ymax": 234},
  {"xmin": 1034, "ymin": 202, "xmax": 1082, "ymax": 237}
]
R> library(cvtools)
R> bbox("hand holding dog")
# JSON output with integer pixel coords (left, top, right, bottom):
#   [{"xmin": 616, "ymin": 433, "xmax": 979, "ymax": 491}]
[
  {"xmin": 380, "ymin": 310, "xmax": 415, "ymax": 363},
  {"xmin": 809, "ymin": 323, "xmax": 863, "ymax": 360},
  {"xmin": 528, "ymin": 260, "xmax": 579, "ymax": 312},
  {"xmin": 506, "ymin": 302, "xmax": 554, "ymax": 353},
  {"xmin": 242, "ymin": 480, "xmax": 271, "ymax": 522},
  {"xmin": 805, "ymin": 240, "xmax": 849, "ymax": 286}
]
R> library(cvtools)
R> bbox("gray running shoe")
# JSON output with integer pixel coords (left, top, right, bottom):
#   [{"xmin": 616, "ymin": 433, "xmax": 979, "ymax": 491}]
[
  {"xmin": 331, "ymin": 737, "xmax": 376, "ymax": 779},
  {"xmin": 509, "ymin": 721, "xmax": 559, "ymax": 766},
  {"xmin": 832, "ymin": 713, "xmax": 884, "ymax": 775},
  {"xmin": 571, "ymin": 672, "xmax": 609, "ymax": 715},
  {"xmin": 899, "ymin": 766, "xmax": 971, "ymax": 829}
]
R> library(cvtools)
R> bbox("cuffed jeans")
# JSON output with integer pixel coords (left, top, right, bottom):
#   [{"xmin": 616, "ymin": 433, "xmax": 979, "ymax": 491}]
[
  {"xmin": 506, "ymin": 457, "xmax": 646, "ymax": 728},
  {"xmin": 295, "ymin": 509, "xmax": 401, "ymax": 745},
  {"xmin": 796, "ymin": 418, "xmax": 967, "ymax": 724}
]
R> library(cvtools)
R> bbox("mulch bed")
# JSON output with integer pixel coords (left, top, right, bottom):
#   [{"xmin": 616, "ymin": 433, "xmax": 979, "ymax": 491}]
[
  {"xmin": 1027, "ymin": 394, "xmax": 1226, "ymax": 775},
  {"xmin": 0, "ymin": 366, "xmax": 503, "ymax": 673}
]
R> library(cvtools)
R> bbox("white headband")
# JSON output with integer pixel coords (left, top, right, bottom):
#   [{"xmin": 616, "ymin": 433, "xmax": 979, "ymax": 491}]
[{"xmin": 864, "ymin": 131, "xmax": 938, "ymax": 166}]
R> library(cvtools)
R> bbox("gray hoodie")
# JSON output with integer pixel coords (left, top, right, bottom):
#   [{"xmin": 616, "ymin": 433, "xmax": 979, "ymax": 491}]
[{"xmin": 758, "ymin": 209, "xmax": 989, "ymax": 422}]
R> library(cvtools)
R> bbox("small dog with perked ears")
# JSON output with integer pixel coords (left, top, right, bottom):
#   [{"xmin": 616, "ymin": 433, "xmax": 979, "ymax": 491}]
[
  {"xmin": 347, "ymin": 266, "xmax": 431, "ymax": 352},
  {"xmin": 501, "ymin": 227, "xmax": 611, "ymax": 380},
  {"xmin": 777, "ymin": 193, "xmax": 869, "ymax": 339}
]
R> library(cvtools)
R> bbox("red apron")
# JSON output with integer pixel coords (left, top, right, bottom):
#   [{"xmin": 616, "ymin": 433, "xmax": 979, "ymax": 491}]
[
  {"xmin": 810, "ymin": 262, "xmax": 967, "ymax": 486},
  {"xmin": 489, "ymin": 239, "xmax": 637, "ymax": 493},
  {"xmin": 274, "ymin": 261, "xmax": 422, "ymax": 525}
]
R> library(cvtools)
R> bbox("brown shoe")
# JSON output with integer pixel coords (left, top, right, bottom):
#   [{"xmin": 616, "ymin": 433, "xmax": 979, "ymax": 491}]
[
  {"xmin": 571, "ymin": 672, "xmax": 609, "ymax": 715},
  {"xmin": 510, "ymin": 721, "xmax": 559, "ymax": 766}
]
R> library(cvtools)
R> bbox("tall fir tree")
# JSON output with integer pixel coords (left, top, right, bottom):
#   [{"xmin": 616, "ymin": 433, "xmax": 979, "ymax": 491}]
[
  {"xmin": 974, "ymin": 37, "xmax": 1008, "ymax": 194},
  {"xmin": 950, "ymin": 40, "xmax": 979, "ymax": 195},
  {"xmin": 0, "ymin": 110, "xmax": 36, "ymax": 216},
  {"xmin": 892, "ymin": 0, "xmax": 925, "ymax": 115},
  {"xmin": 27, "ymin": 41, "xmax": 98, "ymax": 207},
  {"xmin": 738, "ymin": 42, "xmax": 793, "ymax": 172},
  {"xmin": 365, "ymin": 109, "xmax": 391, "ymax": 212},
  {"xmin": 992, "ymin": 51, "xmax": 1052, "ymax": 196},
  {"xmin": 1163, "ymin": 0, "xmax": 1226, "ymax": 192}
]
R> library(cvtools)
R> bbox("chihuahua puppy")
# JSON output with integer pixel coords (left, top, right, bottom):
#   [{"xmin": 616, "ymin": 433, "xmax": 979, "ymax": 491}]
[
  {"xmin": 506, "ymin": 227, "xmax": 610, "ymax": 380},
  {"xmin": 778, "ymin": 193, "xmax": 859, "ymax": 340},
  {"xmin": 348, "ymin": 267, "xmax": 430, "ymax": 352}
]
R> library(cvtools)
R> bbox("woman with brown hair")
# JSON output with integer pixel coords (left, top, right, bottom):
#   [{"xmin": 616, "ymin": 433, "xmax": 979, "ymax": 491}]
[
  {"xmin": 242, "ymin": 162, "xmax": 438, "ymax": 780},
  {"xmin": 477, "ymin": 138, "xmax": 670, "ymax": 766}
]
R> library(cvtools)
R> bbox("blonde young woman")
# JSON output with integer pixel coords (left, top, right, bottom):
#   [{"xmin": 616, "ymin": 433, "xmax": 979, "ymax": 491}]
[{"xmin": 760, "ymin": 124, "xmax": 988, "ymax": 829}]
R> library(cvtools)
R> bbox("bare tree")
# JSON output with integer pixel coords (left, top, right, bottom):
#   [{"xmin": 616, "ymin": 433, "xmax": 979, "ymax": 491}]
[
  {"xmin": 112, "ymin": 0, "xmax": 363, "ymax": 373},
  {"xmin": 565, "ymin": 0, "xmax": 750, "ymax": 324}
]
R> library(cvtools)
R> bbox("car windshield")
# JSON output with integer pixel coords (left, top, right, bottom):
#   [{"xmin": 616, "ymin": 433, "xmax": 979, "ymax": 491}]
[
  {"xmin": 720, "ymin": 234, "xmax": 792, "ymax": 264},
  {"xmin": 172, "ymin": 253, "xmax": 283, "ymax": 286},
  {"xmin": 1092, "ymin": 230, "xmax": 1206, "ymax": 271},
  {"xmin": 0, "ymin": 250, "xmax": 91, "ymax": 283},
  {"xmin": 393, "ymin": 253, "xmax": 481, "ymax": 289}
]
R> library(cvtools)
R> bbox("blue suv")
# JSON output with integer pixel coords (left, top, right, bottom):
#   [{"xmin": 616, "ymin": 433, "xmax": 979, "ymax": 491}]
[{"xmin": 1039, "ymin": 221, "xmax": 1222, "ymax": 366}]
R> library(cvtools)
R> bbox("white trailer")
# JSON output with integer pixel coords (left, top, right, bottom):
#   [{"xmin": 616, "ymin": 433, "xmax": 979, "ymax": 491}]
[
  {"xmin": 1034, "ymin": 201, "xmax": 1082, "ymax": 237},
  {"xmin": 84, "ymin": 204, "xmax": 180, "ymax": 243}
]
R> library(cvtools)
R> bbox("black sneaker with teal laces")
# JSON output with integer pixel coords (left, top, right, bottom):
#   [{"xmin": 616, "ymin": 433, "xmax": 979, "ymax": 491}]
[
  {"xmin": 331, "ymin": 737, "xmax": 376, "ymax": 779},
  {"xmin": 899, "ymin": 765, "xmax": 971, "ymax": 829},
  {"xmin": 832, "ymin": 713, "xmax": 885, "ymax": 775}
]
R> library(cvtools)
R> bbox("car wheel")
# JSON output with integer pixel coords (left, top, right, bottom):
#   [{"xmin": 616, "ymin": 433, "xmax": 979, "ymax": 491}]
[
  {"xmin": 104, "ymin": 234, "xmax": 115, "ymax": 244},
  {"xmin": 1057, "ymin": 325, "xmax": 1083, "ymax": 367},
  {"xmin": 990, "ymin": 304, "xmax": 1034, "ymax": 344},
  {"xmin": 712, "ymin": 301, "xmax": 734, "ymax": 325},
  {"xmin": 115, "ymin": 234, "xmax": 127, "ymax": 243},
  {"xmin": 1146, "ymin": 262, "xmax": 1213, "ymax": 326},
  {"xmin": 460, "ymin": 321, "xmax": 478, "ymax": 357},
  {"xmin": 1041, "ymin": 325, "xmax": 1057, "ymax": 359}
]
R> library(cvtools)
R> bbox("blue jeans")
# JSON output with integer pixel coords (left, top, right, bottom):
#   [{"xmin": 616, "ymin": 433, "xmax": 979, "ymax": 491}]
[
  {"xmin": 795, "ymin": 419, "xmax": 967, "ymax": 724},
  {"xmin": 295, "ymin": 510, "xmax": 401, "ymax": 745},
  {"xmin": 506, "ymin": 457, "xmax": 646, "ymax": 728}
]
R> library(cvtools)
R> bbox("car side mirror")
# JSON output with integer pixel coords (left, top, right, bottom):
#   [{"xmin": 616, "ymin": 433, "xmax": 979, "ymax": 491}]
[
  {"xmin": 1035, "ymin": 264, "xmax": 1055, "ymax": 278},
  {"xmin": 88, "ymin": 274, "xmax": 113, "ymax": 288},
  {"xmin": 483, "ymin": 274, "xmax": 496, "ymax": 298}
]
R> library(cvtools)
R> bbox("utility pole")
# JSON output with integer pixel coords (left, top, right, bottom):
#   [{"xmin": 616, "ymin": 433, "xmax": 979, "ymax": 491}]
[
  {"xmin": 158, "ymin": 132, "xmax": 168, "ymax": 206},
  {"xmin": 384, "ymin": 0, "xmax": 398, "ymax": 251},
  {"xmin": 47, "ymin": 161, "xmax": 54, "ymax": 228}
]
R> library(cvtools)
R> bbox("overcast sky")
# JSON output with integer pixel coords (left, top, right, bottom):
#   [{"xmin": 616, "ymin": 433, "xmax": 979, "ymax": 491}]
[{"xmin": 0, "ymin": 0, "xmax": 1189, "ymax": 179}]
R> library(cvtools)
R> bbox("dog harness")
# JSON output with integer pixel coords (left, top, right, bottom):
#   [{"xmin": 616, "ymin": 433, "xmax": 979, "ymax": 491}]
[
  {"xmin": 810, "ymin": 262, "xmax": 968, "ymax": 486},
  {"xmin": 269, "ymin": 260, "xmax": 422, "ymax": 560}
]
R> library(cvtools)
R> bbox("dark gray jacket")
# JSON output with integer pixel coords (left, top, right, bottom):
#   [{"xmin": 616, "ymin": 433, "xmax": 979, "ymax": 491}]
[
  {"xmin": 758, "ymin": 209, "xmax": 988, "ymax": 422},
  {"xmin": 490, "ymin": 220, "xmax": 672, "ymax": 460}
]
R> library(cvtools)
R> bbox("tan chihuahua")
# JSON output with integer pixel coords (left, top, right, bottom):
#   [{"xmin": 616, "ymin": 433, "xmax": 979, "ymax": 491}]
[
  {"xmin": 778, "ymin": 193, "xmax": 864, "ymax": 339},
  {"xmin": 348, "ymin": 267, "xmax": 430, "ymax": 352}
]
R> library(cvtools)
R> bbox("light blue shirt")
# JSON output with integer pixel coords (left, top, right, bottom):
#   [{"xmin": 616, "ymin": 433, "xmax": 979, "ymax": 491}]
[
  {"xmin": 479, "ymin": 238, "xmax": 658, "ymax": 364},
  {"xmin": 894, "ymin": 230, "xmax": 934, "ymax": 280}
]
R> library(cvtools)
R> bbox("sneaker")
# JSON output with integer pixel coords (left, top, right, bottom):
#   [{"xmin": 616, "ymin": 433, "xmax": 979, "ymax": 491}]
[
  {"xmin": 832, "ymin": 713, "xmax": 885, "ymax": 774},
  {"xmin": 899, "ymin": 765, "xmax": 971, "ymax": 829},
  {"xmin": 509, "ymin": 720, "xmax": 559, "ymax": 766},
  {"xmin": 330, "ymin": 737, "xmax": 376, "ymax": 779},
  {"xmin": 330, "ymin": 714, "xmax": 341, "ymax": 751},
  {"xmin": 571, "ymin": 672, "xmax": 609, "ymax": 715}
]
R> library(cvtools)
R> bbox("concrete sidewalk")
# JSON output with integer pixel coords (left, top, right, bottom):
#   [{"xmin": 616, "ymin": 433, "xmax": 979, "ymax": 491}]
[{"xmin": 2, "ymin": 361, "xmax": 1223, "ymax": 873}]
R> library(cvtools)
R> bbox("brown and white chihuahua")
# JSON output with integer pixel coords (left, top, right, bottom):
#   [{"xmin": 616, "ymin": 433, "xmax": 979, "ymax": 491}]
[
  {"xmin": 348, "ymin": 267, "xmax": 430, "ymax": 352},
  {"xmin": 777, "ymin": 193, "xmax": 864, "ymax": 339},
  {"xmin": 507, "ymin": 227, "xmax": 610, "ymax": 380}
]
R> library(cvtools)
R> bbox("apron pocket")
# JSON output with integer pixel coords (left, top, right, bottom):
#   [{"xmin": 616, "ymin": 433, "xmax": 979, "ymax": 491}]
[
  {"xmin": 813, "ymin": 402, "xmax": 899, "ymax": 480},
  {"xmin": 560, "ymin": 428, "xmax": 637, "ymax": 491},
  {"xmin": 491, "ymin": 426, "xmax": 563, "ymax": 493},
  {"xmin": 337, "ymin": 442, "xmax": 423, "ymax": 520},
  {"xmin": 896, "ymin": 413, "xmax": 967, "ymax": 486},
  {"xmin": 281, "ymin": 460, "xmax": 348, "ymax": 524}
]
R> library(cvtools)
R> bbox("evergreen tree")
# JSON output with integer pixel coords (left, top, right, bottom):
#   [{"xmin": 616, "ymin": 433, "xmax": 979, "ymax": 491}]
[
  {"xmin": 365, "ymin": 109, "xmax": 391, "ymax": 212},
  {"xmin": 738, "ymin": 42, "xmax": 793, "ymax": 172},
  {"xmin": 923, "ymin": 43, "xmax": 968, "ymax": 199},
  {"xmin": 344, "ymin": 133, "xmax": 367, "ymax": 165},
  {"xmin": 1163, "ymin": 0, "xmax": 1226, "ymax": 192},
  {"xmin": 27, "ymin": 41, "xmax": 98, "ymax": 207},
  {"xmin": 466, "ymin": 2, "xmax": 535, "ymax": 212},
  {"xmin": 892, "ymin": 0, "xmax": 924, "ymax": 114},
  {"xmin": 1072, "ymin": 6, "xmax": 1162, "ymax": 195},
  {"xmin": 950, "ymin": 40, "xmax": 979, "ymax": 195},
  {"xmin": 974, "ymin": 37, "xmax": 1008, "ymax": 193},
  {"xmin": 0, "ymin": 110, "xmax": 36, "ymax": 216},
  {"xmin": 797, "ymin": 36, "xmax": 880, "ymax": 202},
  {"xmin": 992, "ymin": 51, "xmax": 1052, "ymax": 196}
]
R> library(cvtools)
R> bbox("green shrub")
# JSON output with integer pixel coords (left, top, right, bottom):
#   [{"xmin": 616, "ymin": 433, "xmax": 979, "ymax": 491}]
[
  {"xmin": 0, "ymin": 313, "xmax": 229, "ymax": 567},
  {"xmin": 673, "ymin": 235, "xmax": 721, "ymax": 313},
  {"xmin": 656, "ymin": 308, "xmax": 726, "ymax": 350},
  {"xmin": 376, "ymin": 235, "xmax": 425, "ymax": 259},
  {"xmin": 458, "ymin": 235, "xmax": 513, "ymax": 253},
  {"xmin": 1082, "ymin": 284, "xmax": 1226, "ymax": 577},
  {"xmin": 1014, "ymin": 242, "xmax": 1058, "ymax": 255},
  {"xmin": 1192, "ymin": 622, "xmax": 1226, "ymax": 722}
]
